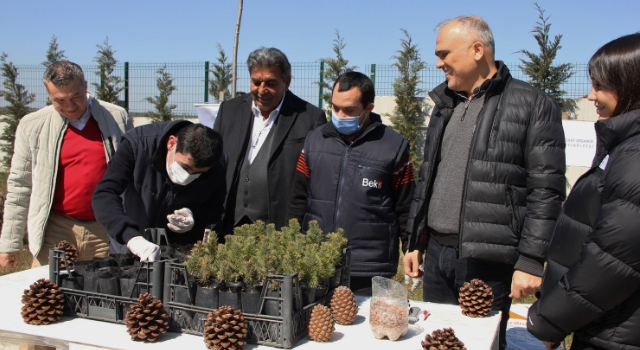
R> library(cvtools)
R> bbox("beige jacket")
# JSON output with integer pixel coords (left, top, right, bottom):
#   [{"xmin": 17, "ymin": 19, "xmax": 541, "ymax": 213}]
[{"xmin": 0, "ymin": 97, "xmax": 132, "ymax": 256}]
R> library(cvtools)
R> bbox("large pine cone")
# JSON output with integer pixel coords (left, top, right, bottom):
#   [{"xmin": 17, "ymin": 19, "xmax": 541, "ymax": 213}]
[
  {"xmin": 421, "ymin": 328, "xmax": 467, "ymax": 350},
  {"xmin": 53, "ymin": 240, "xmax": 78, "ymax": 270},
  {"xmin": 203, "ymin": 305, "xmax": 248, "ymax": 350},
  {"xmin": 21, "ymin": 278, "xmax": 65, "ymax": 325},
  {"xmin": 125, "ymin": 293, "xmax": 168, "ymax": 342},
  {"xmin": 458, "ymin": 278, "xmax": 494, "ymax": 317},
  {"xmin": 308, "ymin": 304, "xmax": 334, "ymax": 342},
  {"xmin": 330, "ymin": 286, "xmax": 357, "ymax": 325}
]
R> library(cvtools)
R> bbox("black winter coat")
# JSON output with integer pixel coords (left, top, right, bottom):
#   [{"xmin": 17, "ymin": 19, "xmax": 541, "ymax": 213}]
[
  {"xmin": 92, "ymin": 120, "xmax": 227, "ymax": 247},
  {"xmin": 528, "ymin": 109, "xmax": 640, "ymax": 349},
  {"xmin": 286, "ymin": 114, "xmax": 415, "ymax": 277},
  {"xmin": 407, "ymin": 62, "xmax": 566, "ymax": 272}
]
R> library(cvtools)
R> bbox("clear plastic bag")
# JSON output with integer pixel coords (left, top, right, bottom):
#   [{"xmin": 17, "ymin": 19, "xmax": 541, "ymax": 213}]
[{"xmin": 369, "ymin": 276, "xmax": 408, "ymax": 341}]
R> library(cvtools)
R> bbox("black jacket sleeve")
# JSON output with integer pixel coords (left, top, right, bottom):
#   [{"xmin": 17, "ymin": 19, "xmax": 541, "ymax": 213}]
[
  {"xmin": 188, "ymin": 155, "xmax": 227, "ymax": 235},
  {"xmin": 92, "ymin": 138, "xmax": 141, "ymax": 245}
]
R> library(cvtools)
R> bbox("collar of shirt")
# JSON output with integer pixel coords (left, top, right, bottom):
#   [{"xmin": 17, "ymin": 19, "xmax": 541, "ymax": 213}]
[
  {"xmin": 68, "ymin": 94, "xmax": 93, "ymax": 131},
  {"xmin": 247, "ymin": 94, "xmax": 286, "ymax": 164}
]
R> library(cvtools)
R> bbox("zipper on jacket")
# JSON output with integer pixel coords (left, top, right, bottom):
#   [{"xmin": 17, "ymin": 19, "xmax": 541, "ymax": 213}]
[
  {"xmin": 506, "ymin": 187, "xmax": 521, "ymax": 235},
  {"xmin": 333, "ymin": 146, "xmax": 352, "ymax": 231},
  {"xmin": 40, "ymin": 121, "xmax": 68, "ymax": 255}
]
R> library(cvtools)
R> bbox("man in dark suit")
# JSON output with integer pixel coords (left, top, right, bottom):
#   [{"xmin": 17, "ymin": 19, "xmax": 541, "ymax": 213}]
[{"xmin": 214, "ymin": 47, "xmax": 326, "ymax": 235}]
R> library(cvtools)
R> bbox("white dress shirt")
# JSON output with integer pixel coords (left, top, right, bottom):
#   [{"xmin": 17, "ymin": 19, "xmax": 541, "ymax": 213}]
[{"xmin": 247, "ymin": 96, "xmax": 285, "ymax": 164}]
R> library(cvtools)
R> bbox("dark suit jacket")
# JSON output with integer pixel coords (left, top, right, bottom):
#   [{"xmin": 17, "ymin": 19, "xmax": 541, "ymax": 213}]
[{"xmin": 214, "ymin": 90, "xmax": 326, "ymax": 235}]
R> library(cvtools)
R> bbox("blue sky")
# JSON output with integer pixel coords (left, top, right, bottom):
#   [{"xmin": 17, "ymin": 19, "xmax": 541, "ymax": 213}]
[{"xmin": 1, "ymin": 0, "xmax": 639, "ymax": 68}]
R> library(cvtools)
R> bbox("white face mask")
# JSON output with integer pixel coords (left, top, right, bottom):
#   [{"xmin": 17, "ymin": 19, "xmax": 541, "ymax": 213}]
[{"xmin": 166, "ymin": 148, "xmax": 200, "ymax": 186}]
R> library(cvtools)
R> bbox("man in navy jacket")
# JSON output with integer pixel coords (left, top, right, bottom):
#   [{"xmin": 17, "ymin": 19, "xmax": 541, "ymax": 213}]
[{"xmin": 93, "ymin": 121, "xmax": 226, "ymax": 261}]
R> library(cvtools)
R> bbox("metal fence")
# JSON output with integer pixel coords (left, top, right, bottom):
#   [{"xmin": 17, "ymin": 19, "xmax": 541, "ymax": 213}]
[{"xmin": 0, "ymin": 62, "xmax": 591, "ymax": 116}]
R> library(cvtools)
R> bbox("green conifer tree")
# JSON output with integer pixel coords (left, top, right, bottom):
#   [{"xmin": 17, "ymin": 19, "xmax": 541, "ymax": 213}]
[
  {"xmin": 0, "ymin": 53, "xmax": 35, "ymax": 168},
  {"xmin": 518, "ymin": 3, "xmax": 576, "ymax": 114},
  {"xmin": 209, "ymin": 43, "xmax": 232, "ymax": 102},
  {"xmin": 42, "ymin": 35, "xmax": 67, "ymax": 68},
  {"xmin": 388, "ymin": 29, "xmax": 428, "ymax": 168},
  {"xmin": 144, "ymin": 65, "xmax": 177, "ymax": 123},
  {"xmin": 42, "ymin": 35, "xmax": 67, "ymax": 105},
  {"xmin": 93, "ymin": 37, "xmax": 124, "ymax": 104},
  {"xmin": 316, "ymin": 30, "xmax": 357, "ymax": 116}
]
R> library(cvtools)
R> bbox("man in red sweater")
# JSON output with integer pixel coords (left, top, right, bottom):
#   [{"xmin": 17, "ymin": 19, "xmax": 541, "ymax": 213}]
[{"xmin": 0, "ymin": 61, "xmax": 132, "ymax": 269}]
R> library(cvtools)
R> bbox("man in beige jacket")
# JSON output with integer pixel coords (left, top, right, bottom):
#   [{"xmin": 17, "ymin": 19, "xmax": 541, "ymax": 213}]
[{"xmin": 0, "ymin": 61, "xmax": 132, "ymax": 269}]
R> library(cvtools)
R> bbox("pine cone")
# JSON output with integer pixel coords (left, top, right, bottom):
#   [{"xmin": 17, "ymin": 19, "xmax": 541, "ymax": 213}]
[
  {"xmin": 330, "ymin": 286, "xmax": 357, "ymax": 325},
  {"xmin": 125, "ymin": 293, "xmax": 168, "ymax": 342},
  {"xmin": 421, "ymin": 328, "xmax": 467, "ymax": 350},
  {"xmin": 308, "ymin": 304, "xmax": 334, "ymax": 342},
  {"xmin": 458, "ymin": 278, "xmax": 494, "ymax": 317},
  {"xmin": 203, "ymin": 305, "xmax": 248, "ymax": 350},
  {"xmin": 53, "ymin": 240, "xmax": 78, "ymax": 270},
  {"xmin": 21, "ymin": 278, "xmax": 65, "ymax": 325}
]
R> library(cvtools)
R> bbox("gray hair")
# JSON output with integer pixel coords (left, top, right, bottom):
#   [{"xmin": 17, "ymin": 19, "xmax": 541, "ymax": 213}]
[
  {"xmin": 42, "ymin": 61, "xmax": 85, "ymax": 86},
  {"xmin": 247, "ymin": 47, "xmax": 292, "ymax": 82},
  {"xmin": 436, "ymin": 16, "xmax": 495, "ymax": 57}
]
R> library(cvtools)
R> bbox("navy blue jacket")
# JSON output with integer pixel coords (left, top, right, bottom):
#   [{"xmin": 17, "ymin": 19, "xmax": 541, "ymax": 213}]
[
  {"xmin": 287, "ymin": 114, "xmax": 414, "ymax": 277},
  {"xmin": 92, "ymin": 120, "xmax": 227, "ymax": 247}
]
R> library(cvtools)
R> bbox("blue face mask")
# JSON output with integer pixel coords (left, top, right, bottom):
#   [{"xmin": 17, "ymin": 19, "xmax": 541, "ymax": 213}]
[{"xmin": 332, "ymin": 111, "xmax": 365, "ymax": 135}]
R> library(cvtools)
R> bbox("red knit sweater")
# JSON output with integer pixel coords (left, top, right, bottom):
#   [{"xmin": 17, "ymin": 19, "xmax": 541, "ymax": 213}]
[{"xmin": 51, "ymin": 117, "xmax": 107, "ymax": 220}]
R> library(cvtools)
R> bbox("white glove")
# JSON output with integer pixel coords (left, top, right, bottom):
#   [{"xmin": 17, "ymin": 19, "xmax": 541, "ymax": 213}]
[
  {"xmin": 127, "ymin": 236, "xmax": 161, "ymax": 262},
  {"xmin": 167, "ymin": 208, "xmax": 194, "ymax": 233}
]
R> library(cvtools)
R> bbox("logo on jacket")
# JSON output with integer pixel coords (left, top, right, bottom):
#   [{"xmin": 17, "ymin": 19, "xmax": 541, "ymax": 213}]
[{"xmin": 362, "ymin": 178, "xmax": 382, "ymax": 189}]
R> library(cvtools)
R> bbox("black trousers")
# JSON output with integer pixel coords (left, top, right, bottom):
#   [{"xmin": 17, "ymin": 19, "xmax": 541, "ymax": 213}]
[{"xmin": 422, "ymin": 236, "xmax": 513, "ymax": 350}]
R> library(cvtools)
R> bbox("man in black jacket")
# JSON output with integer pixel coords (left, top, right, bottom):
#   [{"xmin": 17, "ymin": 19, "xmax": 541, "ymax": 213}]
[
  {"xmin": 286, "ymin": 72, "xmax": 414, "ymax": 292},
  {"xmin": 214, "ymin": 47, "xmax": 326, "ymax": 236},
  {"xmin": 92, "ymin": 121, "xmax": 226, "ymax": 261},
  {"xmin": 403, "ymin": 16, "xmax": 566, "ymax": 350}
]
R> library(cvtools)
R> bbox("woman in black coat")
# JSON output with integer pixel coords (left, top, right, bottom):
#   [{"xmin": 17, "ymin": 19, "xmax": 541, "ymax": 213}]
[{"xmin": 527, "ymin": 33, "xmax": 640, "ymax": 350}]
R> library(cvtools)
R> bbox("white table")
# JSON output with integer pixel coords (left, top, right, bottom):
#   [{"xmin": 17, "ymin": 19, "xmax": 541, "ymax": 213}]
[{"xmin": 0, "ymin": 267, "xmax": 499, "ymax": 349}]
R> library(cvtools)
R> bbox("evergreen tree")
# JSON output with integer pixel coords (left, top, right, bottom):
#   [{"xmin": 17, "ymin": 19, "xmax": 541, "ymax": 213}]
[
  {"xmin": 209, "ymin": 43, "xmax": 232, "ymax": 102},
  {"xmin": 0, "ymin": 53, "xmax": 35, "ymax": 168},
  {"xmin": 388, "ymin": 30, "xmax": 427, "ymax": 168},
  {"xmin": 42, "ymin": 35, "xmax": 67, "ymax": 68},
  {"xmin": 93, "ymin": 37, "xmax": 124, "ymax": 104},
  {"xmin": 518, "ymin": 3, "xmax": 576, "ymax": 113},
  {"xmin": 42, "ymin": 35, "xmax": 67, "ymax": 105},
  {"xmin": 144, "ymin": 65, "xmax": 177, "ymax": 123},
  {"xmin": 316, "ymin": 30, "xmax": 357, "ymax": 116}
]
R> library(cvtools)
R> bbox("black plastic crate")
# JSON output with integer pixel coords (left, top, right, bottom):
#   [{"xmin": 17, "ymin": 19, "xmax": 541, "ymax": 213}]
[{"xmin": 162, "ymin": 247, "xmax": 351, "ymax": 348}]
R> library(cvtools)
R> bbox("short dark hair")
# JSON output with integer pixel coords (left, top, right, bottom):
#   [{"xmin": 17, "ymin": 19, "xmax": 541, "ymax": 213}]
[
  {"xmin": 175, "ymin": 124, "xmax": 223, "ymax": 168},
  {"xmin": 332, "ymin": 71, "xmax": 375, "ymax": 107},
  {"xmin": 589, "ymin": 33, "xmax": 640, "ymax": 117},
  {"xmin": 247, "ymin": 47, "xmax": 292, "ymax": 82},
  {"xmin": 43, "ymin": 61, "xmax": 85, "ymax": 86}
]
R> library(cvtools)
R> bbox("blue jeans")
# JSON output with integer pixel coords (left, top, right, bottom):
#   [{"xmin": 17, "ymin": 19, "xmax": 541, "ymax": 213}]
[{"xmin": 422, "ymin": 236, "xmax": 513, "ymax": 350}]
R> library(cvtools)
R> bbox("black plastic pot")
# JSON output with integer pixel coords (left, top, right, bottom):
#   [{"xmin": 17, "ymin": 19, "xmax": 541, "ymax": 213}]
[
  {"xmin": 174, "ymin": 276, "xmax": 196, "ymax": 305},
  {"xmin": 315, "ymin": 285, "xmax": 329, "ymax": 300},
  {"xmin": 72, "ymin": 260, "xmax": 96, "ymax": 275},
  {"xmin": 301, "ymin": 287, "xmax": 317, "ymax": 306},
  {"xmin": 264, "ymin": 290, "xmax": 281, "ymax": 316},
  {"xmin": 219, "ymin": 281, "xmax": 243, "ymax": 310},
  {"xmin": 97, "ymin": 272, "xmax": 121, "ymax": 296},
  {"xmin": 119, "ymin": 267, "xmax": 138, "ymax": 298},
  {"xmin": 241, "ymin": 285, "xmax": 262, "ymax": 315},
  {"xmin": 329, "ymin": 266, "xmax": 343, "ymax": 288},
  {"xmin": 60, "ymin": 271, "xmax": 84, "ymax": 290},
  {"xmin": 195, "ymin": 283, "xmax": 220, "ymax": 309}
]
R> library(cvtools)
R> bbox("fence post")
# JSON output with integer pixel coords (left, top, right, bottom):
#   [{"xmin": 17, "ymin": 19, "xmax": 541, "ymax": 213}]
[
  {"xmin": 204, "ymin": 61, "xmax": 209, "ymax": 103},
  {"xmin": 124, "ymin": 62, "xmax": 129, "ymax": 112},
  {"xmin": 370, "ymin": 64, "xmax": 376, "ymax": 87},
  {"xmin": 318, "ymin": 60, "xmax": 324, "ymax": 109}
]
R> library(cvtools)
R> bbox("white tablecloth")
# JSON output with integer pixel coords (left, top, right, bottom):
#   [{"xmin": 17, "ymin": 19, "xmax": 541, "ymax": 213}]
[{"xmin": 0, "ymin": 266, "xmax": 499, "ymax": 349}]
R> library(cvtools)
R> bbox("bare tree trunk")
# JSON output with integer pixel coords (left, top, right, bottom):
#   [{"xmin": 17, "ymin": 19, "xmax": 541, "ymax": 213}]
[{"xmin": 231, "ymin": 0, "xmax": 243, "ymax": 98}]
